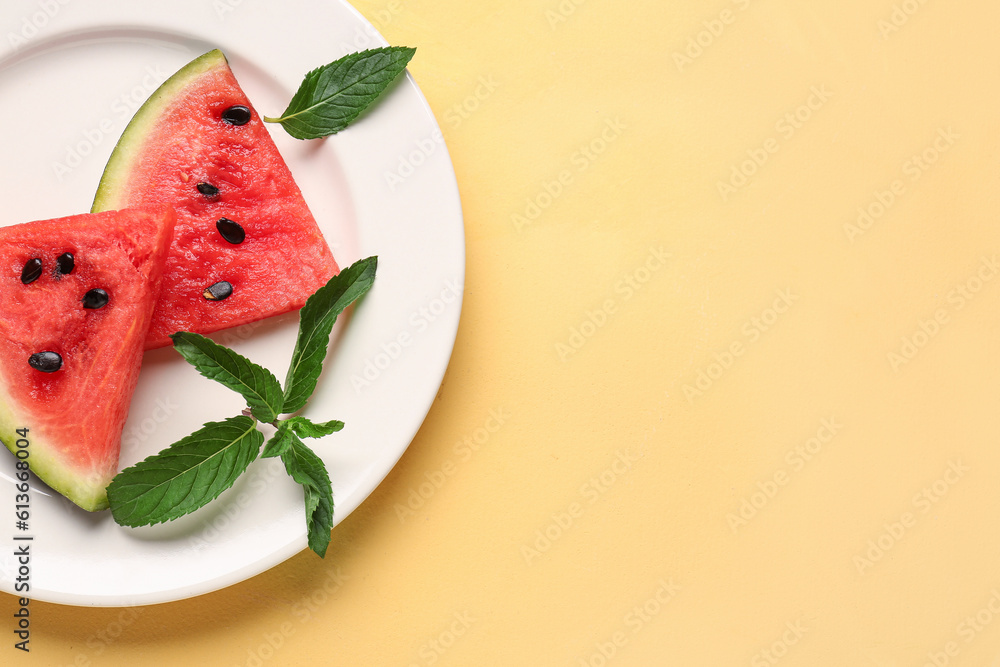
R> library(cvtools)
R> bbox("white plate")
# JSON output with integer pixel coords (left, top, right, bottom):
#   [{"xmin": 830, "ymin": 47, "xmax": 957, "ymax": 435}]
[{"xmin": 0, "ymin": 0, "xmax": 463, "ymax": 606}]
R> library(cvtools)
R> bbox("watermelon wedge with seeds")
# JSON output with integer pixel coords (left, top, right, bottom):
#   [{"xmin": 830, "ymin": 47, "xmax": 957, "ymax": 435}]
[
  {"xmin": 0, "ymin": 206, "xmax": 176, "ymax": 511},
  {"xmin": 92, "ymin": 49, "xmax": 339, "ymax": 349}
]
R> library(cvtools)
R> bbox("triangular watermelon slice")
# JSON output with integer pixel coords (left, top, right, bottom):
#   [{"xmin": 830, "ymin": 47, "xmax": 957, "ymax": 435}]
[
  {"xmin": 0, "ymin": 206, "xmax": 175, "ymax": 511},
  {"xmin": 92, "ymin": 49, "xmax": 339, "ymax": 349}
]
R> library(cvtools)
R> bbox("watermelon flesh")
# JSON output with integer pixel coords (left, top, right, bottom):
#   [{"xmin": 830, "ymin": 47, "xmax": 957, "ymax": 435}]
[
  {"xmin": 92, "ymin": 49, "xmax": 339, "ymax": 349},
  {"xmin": 0, "ymin": 207, "xmax": 175, "ymax": 511}
]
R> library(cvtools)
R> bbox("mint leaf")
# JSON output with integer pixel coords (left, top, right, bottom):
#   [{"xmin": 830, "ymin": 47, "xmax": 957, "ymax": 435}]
[
  {"xmin": 262, "ymin": 417, "xmax": 342, "ymax": 459},
  {"xmin": 171, "ymin": 332, "xmax": 284, "ymax": 423},
  {"xmin": 282, "ymin": 256, "xmax": 378, "ymax": 413},
  {"xmin": 107, "ymin": 416, "xmax": 263, "ymax": 527},
  {"xmin": 279, "ymin": 433, "xmax": 335, "ymax": 558},
  {"xmin": 261, "ymin": 421, "xmax": 296, "ymax": 459},
  {"xmin": 263, "ymin": 47, "xmax": 415, "ymax": 139},
  {"xmin": 284, "ymin": 416, "xmax": 344, "ymax": 439}
]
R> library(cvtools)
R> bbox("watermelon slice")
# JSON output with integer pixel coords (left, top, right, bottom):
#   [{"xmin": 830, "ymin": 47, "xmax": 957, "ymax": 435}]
[
  {"xmin": 0, "ymin": 206, "xmax": 175, "ymax": 511},
  {"xmin": 92, "ymin": 49, "xmax": 339, "ymax": 349}
]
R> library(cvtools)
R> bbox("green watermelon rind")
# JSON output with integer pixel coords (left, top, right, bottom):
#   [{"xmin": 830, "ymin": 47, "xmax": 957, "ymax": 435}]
[
  {"xmin": 92, "ymin": 49, "xmax": 228, "ymax": 212},
  {"xmin": 0, "ymin": 386, "xmax": 110, "ymax": 511}
]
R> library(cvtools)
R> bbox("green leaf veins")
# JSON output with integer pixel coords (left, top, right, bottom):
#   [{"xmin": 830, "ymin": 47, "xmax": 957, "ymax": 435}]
[
  {"xmin": 170, "ymin": 331, "xmax": 284, "ymax": 423},
  {"xmin": 279, "ymin": 432, "xmax": 335, "ymax": 558},
  {"xmin": 283, "ymin": 256, "xmax": 377, "ymax": 414},
  {"xmin": 107, "ymin": 416, "xmax": 263, "ymax": 527},
  {"xmin": 264, "ymin": 47, "xmax": 416, "ymax": 139}
]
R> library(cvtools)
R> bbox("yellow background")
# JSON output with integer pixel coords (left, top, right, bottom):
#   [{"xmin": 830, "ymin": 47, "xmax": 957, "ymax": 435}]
[{"xmin": 8, "ymin": 0, "xmax": 1000, "ymax": 665}]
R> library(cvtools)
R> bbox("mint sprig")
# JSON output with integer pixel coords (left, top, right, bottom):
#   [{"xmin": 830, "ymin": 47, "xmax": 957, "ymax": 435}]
[
  {"xmin": 263, "ymin": 47, "xmax": 416, "ymax": 139},
  {"xmin": 107, "ymin": 257, "xmax": 377, "ymax": 557}
]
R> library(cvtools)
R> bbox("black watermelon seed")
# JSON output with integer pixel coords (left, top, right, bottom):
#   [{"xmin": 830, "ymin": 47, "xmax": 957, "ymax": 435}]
[
  {"xmin": 21, "ymin": 258, "xmax": 42, "ymax": 284},
  {"xmin": 221, "ymin": 105, "xmax": 252, "ymax": 126},
  {"xmin": 56, "ymin": 252, "xmax": 75, "ymax": 276},
  {"xmin": 82, "ymin": 288, "xmax": 109, "ymax": 309},
  {"xmin": 216, "ymin": 218, "xmax": 246, "ymax": 244},
  {"xmin": 197, "ymin": 182, "xmax": 220, "ymax": 196},
  {"xmin": 203, "ymin": 281, "xmax": 233, "ymax": 301},
  {"xmin": 29, "ymin": 351, "xmax": 62, "ymax": 373}
]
